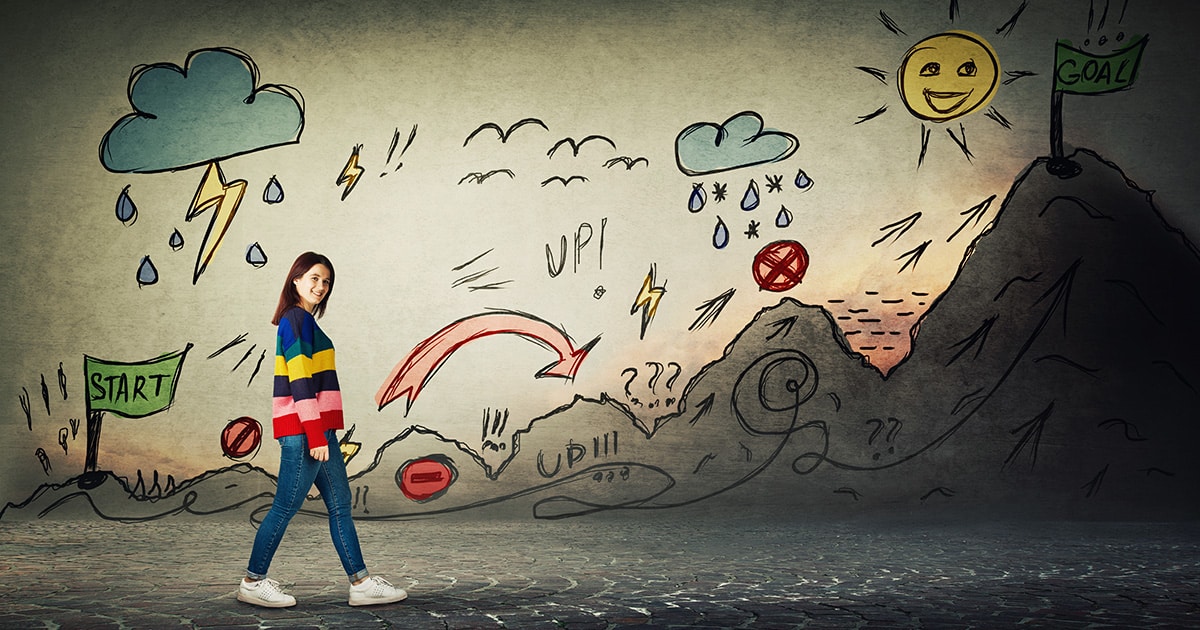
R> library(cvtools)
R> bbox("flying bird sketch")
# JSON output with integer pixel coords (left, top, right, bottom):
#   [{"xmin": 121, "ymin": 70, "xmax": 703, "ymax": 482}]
[
  {"xmin": 463, "ymin": 118, "xmax": 549, "ymax": 146},
  {"xmin": 547, "ymin": 135, "xmax": 617, "ymax": 158}
]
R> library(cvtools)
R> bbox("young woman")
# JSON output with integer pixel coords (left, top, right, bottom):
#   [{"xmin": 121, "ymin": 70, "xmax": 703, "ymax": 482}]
[{"xmin": 238, "ymin": 252, "xmax": 407, "ymax": 608}]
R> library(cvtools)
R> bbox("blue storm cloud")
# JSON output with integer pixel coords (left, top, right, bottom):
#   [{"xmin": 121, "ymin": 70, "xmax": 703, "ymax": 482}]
[
  {"xmin": 99, "ymin": 48, "xmax": 305, "ymax": 173},
  {"xmin": 675, "ymin": 111, "xmax": 798, "ymax": 176}
]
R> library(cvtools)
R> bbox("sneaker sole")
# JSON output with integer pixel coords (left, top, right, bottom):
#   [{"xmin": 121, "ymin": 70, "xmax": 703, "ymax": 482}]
[
  {"xmin": 348, "ymin": 592, "xmax": 408, "ymax": 606},
  {"xmin": 237, "ymin": 591, "xmax": 297, "ymax": 608}
]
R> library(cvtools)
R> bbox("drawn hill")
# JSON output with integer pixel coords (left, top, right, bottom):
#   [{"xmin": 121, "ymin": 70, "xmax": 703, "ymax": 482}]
[
  {"xmin": 681, "ymin": 147, "xmax": 1200, "ymax": 519},
  {"xmin": 5, "ymin": 148, "xmax": 1198, "ymax": 522}
]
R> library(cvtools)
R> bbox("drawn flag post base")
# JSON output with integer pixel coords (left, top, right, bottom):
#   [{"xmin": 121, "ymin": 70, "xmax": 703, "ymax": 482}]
[{"xmin": 1046, "ymin": 156, "xmax": 1083, "ymax": 179}]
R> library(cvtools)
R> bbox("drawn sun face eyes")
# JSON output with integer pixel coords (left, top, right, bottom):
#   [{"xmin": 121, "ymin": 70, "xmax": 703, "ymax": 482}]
[{"xmin": 898, "ymin": 31, "xmax": 999, "ymax": 122}]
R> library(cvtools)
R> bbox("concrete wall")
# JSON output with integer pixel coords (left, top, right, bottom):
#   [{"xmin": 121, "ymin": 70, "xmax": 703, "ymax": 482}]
[{"xmin": 4, "ymin": 0, "xmax": 1198, "ymax": 521}]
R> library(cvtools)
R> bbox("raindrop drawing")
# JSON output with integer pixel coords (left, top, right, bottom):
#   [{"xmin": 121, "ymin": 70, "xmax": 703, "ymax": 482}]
[
  {"xmin": 713, "ymin": 216, "xmax": 730, "ymax": 249},
  {"xmin": 245, "ymin": 242, "xmax": 268, "ymax": 268},
  {"xmin": 776, "ymin": 206, "xmax": 793, "ymax": 228},
  {"xmin": 115, "ymin": 185, "xmax": 137, "ymax": 225},
  {"xmin": 741, "ymin": 180, "xmax": 760, "ymax": 211},
  {"xmin": 263, "ymin": 175, "xmax": 284, "ymax": 204},
  {"xmin": 794, "ymin": 168, "xmax": 814, "ymax": 191},
  {"xmin": 688, "ymin": 184, "xmax": 706, "ymax": 213},
  {"xmin": 136, "ymin": 256, "xmax": 158, "ymax": 287}
]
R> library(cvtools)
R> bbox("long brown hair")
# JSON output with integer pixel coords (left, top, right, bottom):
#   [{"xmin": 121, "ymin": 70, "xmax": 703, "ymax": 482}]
[{"xmin": 272, "ymin": 252, "xmax": 335, "ymax": 325}]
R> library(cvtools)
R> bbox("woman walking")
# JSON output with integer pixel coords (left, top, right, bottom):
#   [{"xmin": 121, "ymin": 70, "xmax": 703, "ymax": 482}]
[{"xmin": 238, "ymin": 251, "xmax": 406, "ymax": 608}]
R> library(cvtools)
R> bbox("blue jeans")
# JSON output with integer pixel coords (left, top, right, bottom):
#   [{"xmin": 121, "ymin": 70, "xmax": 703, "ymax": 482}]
[{"xmin": 246, "ymin": 430, "xmax": 369, "ymax": 583}]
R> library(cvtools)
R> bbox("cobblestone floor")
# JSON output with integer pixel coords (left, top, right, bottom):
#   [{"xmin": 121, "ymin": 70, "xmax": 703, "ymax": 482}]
[{"xmin": 0, "ymin": 514, "xmax": 1197, "ymax": 628}]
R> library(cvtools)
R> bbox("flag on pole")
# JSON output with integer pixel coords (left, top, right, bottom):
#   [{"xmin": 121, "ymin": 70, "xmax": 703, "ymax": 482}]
[
  {"xmin": 84, "ymin": 344, "xmax": 191, "ymax": 418},
  {"xmin": 79, "ymin": 344, "xmax": 192, "ymax": 487},
  {"xmin": 1048, "ymin": 34, "xmax": 1149, "ymax": 175},
  {"xmin": 1054, "ymin": 35, "xmax": 1149, "ymax": 95}
]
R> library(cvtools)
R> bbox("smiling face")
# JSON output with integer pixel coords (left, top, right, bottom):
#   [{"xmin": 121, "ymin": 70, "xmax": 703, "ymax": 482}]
[
  {"xmin": 294, "ymin": 263, "xmax": 332, "ymax": 314},
  {"xmin": 898, "ymin": 31, "xmax": 999, "ymax": 122}
]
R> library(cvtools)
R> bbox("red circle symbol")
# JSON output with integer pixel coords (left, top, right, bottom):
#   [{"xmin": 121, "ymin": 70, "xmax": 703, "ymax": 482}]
[
  {"xmin": 221, "ymin": 416, "xmax": 262, "ymax": 459},
  {"xmin": 753, "ymin": 240, "xmax": 809, "ymax": 292},
  {"xmin": 398, "ymin": 457, "xmax": 456, "ymax": 502}
]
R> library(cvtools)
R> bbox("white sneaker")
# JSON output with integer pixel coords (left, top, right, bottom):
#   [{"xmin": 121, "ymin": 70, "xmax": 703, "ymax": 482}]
[
  {"xmin": 237, "ymin": 577, "xmax": 297, "ymax": 608},
  {"xmin": 348, "ymin": 576, "xmax": 407, "ymax": 606}
]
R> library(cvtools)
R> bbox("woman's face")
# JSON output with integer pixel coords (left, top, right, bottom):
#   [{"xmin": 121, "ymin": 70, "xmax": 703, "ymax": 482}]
[{"xmin": 294, "ymin": 263, "xmax": 332, "ymax": 313}]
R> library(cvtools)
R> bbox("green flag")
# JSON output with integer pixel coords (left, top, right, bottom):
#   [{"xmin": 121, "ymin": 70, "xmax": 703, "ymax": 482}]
[
  {"xmin": 84, "ymin": 344, "xmax": 192, "ymax": 418},
  {"xmin": 1054, "ymin": 35, "xmax": 1148, "ymax": 95}
]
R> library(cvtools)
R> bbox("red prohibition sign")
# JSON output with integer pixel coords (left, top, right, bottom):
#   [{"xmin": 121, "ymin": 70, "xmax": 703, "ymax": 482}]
[
  {"xmin": 221, "ymin": 416, "xmax": 262, "ymax": 459},
  {"xmin": 752, "ymin": 240, "xmax": 809, "ymax": 292}
]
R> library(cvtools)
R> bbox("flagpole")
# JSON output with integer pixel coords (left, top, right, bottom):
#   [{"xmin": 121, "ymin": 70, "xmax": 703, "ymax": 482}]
[
  {"xmin": 79, "ymin": 409, "xmax": 107, "ymax": 489},
  {"xmin": 1047, "ymin": 88, "xmax": 1081, "ymax": 178}
]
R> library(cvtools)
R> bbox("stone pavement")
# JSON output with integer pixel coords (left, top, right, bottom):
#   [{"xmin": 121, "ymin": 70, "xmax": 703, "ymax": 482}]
[{"xmin": 0, "ymin": 512, "xmax": 1198, "ymax": 629}]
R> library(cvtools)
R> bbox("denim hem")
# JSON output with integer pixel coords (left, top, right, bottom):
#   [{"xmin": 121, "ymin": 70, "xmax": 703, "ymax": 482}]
[
  {"xmin": 246, "ymin": 570, "xmax": 267, "ymax": 581},
  {"xmin": 349, "ymin": 568, "xmax": 370, "ymax": 583}
]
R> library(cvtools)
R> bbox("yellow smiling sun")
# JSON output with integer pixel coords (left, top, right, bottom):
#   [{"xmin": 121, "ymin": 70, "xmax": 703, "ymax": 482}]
[{"xmin": 898, "ymin": 31, "xmax": 1000, "ymax": 123}]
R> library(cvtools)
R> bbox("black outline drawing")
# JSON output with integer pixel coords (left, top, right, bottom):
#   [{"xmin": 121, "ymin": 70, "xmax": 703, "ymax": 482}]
[{"xmin": 463, "ymin": 118, "xmax": 548, "ymax": 146}]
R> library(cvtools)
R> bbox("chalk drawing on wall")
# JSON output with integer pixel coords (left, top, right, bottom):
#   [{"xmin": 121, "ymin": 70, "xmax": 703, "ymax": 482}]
[
  {"xmin": 675, "ymin": 111, "xmax": 798, "ymax": 177},
  {"xmin": 220, "ymin": 417, "xmax": 262, "ymax": 461},
  {"xmin": 6, "ymin": 3, "xmax": 1198, "ymax": 526},
  {"xmin": 337, "ymin": 144, "xmax": 364, "ymax": 200},
  {"xmin": 375, "ymin": 310, "xmax": 600, "ymax": 416},
  {"xmin": 630, "ymin": 264, "xmax": 667, "ymax": 340},
  {"xmin": 1048, "ymin": 27, "xmax": 1148, "ymax": 176},
  {"xmin": 80, "ymin": 344, "xmax": 192, "ymax": 489},
  {"xmin": 98, "ymin": 47, "xmax": 305, "ymax": 284},
  {"xmin": 451, "ymin": 249, "xmax": 513, "ymax": 292},
  {"xmin": 856, "ymin": 5, "xmax": 1037, "ymax": 167}
]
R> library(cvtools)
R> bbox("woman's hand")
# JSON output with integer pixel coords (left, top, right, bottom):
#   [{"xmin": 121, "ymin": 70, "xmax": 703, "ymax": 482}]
[{"xmin": 309, "ymin": 445, "xmax": 329, "ymax": 462}]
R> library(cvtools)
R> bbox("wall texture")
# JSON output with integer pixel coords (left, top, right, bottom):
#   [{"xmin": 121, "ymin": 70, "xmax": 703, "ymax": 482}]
[{"xmin": 3, "ymin": 0, "xmax": 1198, "ymax": 522}]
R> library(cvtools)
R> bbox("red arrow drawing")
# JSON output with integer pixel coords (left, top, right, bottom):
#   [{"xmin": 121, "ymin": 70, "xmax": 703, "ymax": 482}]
[{"xmin": 376, "ymin": 310, "xmax": 600, "ymax": 414}]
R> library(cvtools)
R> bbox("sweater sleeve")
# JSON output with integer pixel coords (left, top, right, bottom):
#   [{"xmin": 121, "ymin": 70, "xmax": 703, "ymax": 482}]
[{"xmin": 278, "ymin": 309, "xmax": 329, "ymax": 448}]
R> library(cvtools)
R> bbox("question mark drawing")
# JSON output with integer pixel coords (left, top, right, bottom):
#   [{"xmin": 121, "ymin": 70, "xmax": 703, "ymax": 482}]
[
  {"xmin": 665, "ymin": 362, "xmax": 682, "ymax": 390},
  {"xmin": 866, "ymin": 418, "xmax": 885, "ymax": 445},
  {"xmin": 885, "ymin": 417, "xmax": 902, "ymax": 442},
  {"xmin": 645, "ymin": 362, "xmax": 664, "ymax": 394},
  {"xmin": 621, "ymin": 367, "xmax": 638, "ymax": 398},
  {"xmin": 866, "ymin": 417, "xmax": 902, "ymax": 461}
]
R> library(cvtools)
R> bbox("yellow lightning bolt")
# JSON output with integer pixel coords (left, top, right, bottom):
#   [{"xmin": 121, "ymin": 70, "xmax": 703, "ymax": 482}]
[
  {"xmin": 630, "ymin": 264, "xmax": 666, "ymax": 340},
  {"xmin": 338, "ymin": 425, "xmax": 362, "ymax": 465},
  {"xmin": 188, "ymin": 161, "xmax": 247, "ymax": 285},
  {"xmin": 337, "ymin": 144, "xmax": 365, "ymax": 201}
]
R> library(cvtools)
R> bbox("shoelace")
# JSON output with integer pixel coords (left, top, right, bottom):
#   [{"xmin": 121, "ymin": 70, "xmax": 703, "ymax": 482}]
[
  {"xmin": 255, "ymin": 578, "xmax": 288, "ymax": 599},
  {"xmin": 360, "ymin": 576, "xmax": 394, "ymax": 596}
]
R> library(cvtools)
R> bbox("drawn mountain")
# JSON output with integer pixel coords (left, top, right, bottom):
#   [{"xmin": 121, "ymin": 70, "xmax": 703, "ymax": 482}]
[
  {"xmin": 690, "ymin": 147, "xmax": 1200, "ymax": 518},
  {"xmin": 6, "ymin": 149, "xmax": 1198, "ymax": 522}
]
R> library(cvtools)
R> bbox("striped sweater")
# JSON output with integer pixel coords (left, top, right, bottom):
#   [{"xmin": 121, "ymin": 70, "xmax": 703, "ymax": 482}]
[{"xmin": 272, "ymin": 306, "xmax": 344, "ymax": 447}]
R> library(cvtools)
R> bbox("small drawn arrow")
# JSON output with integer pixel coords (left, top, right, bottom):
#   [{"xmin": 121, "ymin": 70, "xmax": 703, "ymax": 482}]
[
  {"xmin": 376, "ymin": 310, "xmax": 600, "ymax": 415},
  {"xmin": 688, "ymin": 393, "xmax": 716, "ymax": 426},
  {"xmin": 765, "ymin": 315, "xmax": 798, "ymax": 341}
]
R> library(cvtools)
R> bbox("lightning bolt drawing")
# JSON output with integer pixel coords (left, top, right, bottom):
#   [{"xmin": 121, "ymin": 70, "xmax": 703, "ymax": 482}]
[
  {"xmin": 337, "ymin": 144, "xmax": 365, "ymax": 201},
  {"xmin": 630, "ymin": 264, "xmax": 667, "ymax": 340},
  {"xmin": 188, "ymin": 161, "xmax": 247, "ymax": 284}
]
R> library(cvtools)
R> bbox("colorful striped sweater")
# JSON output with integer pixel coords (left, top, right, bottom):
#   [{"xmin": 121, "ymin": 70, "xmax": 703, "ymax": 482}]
[{"xmin": 272, "ymin": 306, "xmax": 343, "ymax": 448}]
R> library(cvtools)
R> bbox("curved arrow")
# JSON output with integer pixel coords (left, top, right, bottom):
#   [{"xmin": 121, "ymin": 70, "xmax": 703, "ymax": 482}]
[{"xmin": 376, "ymin": 310, "xmax": 600, "ymax": 415}]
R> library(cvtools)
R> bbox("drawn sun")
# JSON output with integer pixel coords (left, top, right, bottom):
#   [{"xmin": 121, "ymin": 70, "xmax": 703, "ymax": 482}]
[
  {"xmin": 899, "ymin": 31, "xmax": 999, "ymax": 123},
  {"xmin": 856, "ymin": 3, "xmax": 1035, "ymax": 166}
]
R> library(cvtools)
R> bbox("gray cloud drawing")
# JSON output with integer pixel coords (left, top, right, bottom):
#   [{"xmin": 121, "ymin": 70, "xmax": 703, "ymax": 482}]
[
  {"xmin": 99, "ymin": 47, "xmax": 304, "ymax": 174},
  {"xmin": 675, "ymin": 111, "xmax": 798, "ymax": 176}
]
